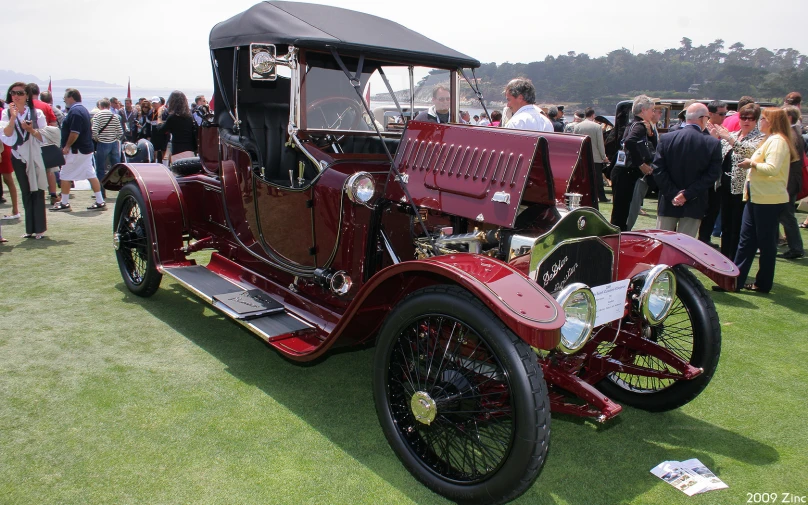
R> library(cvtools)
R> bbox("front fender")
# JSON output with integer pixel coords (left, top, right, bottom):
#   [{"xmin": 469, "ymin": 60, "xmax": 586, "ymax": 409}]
[
  {"xmin": 324, "ymin": 254, "xmax": 563, "ymax": 354},
  {"xmin": 103, "ymin": 163, "xmax": 191, "ymax": 270},
  {"xmin": 618, "ymin": 230, "xmax": 739, "ymax": 290}
]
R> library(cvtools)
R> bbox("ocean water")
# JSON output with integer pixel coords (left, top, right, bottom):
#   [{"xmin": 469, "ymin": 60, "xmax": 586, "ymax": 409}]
[{"xmin": 0, "ymin": 84, "xmax": 213, "ymax": 110}]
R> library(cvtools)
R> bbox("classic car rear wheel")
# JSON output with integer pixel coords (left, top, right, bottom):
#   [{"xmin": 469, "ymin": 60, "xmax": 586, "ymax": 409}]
[
  {"xmin": 113, "ymin": 183, "xmax": 162, "ymax": 297},
  {"xmin": 596, "ymin": 265, "xmax": 720, "ymax": 411},
  {"xmin": 373, "ymin": 285, "xmax": 550, "ymax": 505}
]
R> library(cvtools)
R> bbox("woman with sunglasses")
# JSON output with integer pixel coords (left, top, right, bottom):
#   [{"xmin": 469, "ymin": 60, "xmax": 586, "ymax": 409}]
[
  {"xmin": 711, "ymin": 103, "xmax": 764, "ymax": 260},
  {"xmin": 733, "ymin": 108, "xmax": 797, "ymax": 293},
  {"xmin": 0, "ymin": 82, "xmax": 47, "ymax": 239},
  {"xmin": 0, "ymin": 99, "xmax": 21, "ymax": 221}
]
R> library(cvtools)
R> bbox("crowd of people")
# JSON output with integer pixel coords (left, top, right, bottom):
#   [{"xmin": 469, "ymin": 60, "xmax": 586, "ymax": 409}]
[
  {"xmin": 2, "ymin": 77, "xmax": 805, "ymax": 294},
  {"xmin": 413, "ymin": 77, "xmax": 805, "ymax": 294},
  {"xmin": 613, "ymin": 92, "xmax": 805, "ymax": 294},
  {"xmin": 0, "ymin": 82, "xmax": 207, "ymax": 241}
]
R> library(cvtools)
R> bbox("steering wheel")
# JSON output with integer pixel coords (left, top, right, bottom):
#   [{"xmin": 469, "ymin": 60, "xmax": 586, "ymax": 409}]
[{"xmin": 306, "ymin": 96, "xmax": 364, "ymax": 130}]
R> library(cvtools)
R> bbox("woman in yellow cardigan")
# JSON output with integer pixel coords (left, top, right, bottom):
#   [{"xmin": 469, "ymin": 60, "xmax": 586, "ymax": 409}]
[{"xmin": 733, "ymin": 108, "xmax": 799, "ymax": 293}]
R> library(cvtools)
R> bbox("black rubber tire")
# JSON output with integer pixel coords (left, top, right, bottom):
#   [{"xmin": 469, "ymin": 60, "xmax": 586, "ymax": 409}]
[
  {"xmin": 373, "ymin": 285, "xmax": 550, "ymax": 505},
  {"xmin": 595, "ymin": 265, "xmax": 721, "ymax": 411},
  {"xmin": 170, "ymin": 157, "xmax": 203, "ymax": 176},
  {"xmin": 113, "ymin": 183, "xmax": 162, "ymax": 297}
]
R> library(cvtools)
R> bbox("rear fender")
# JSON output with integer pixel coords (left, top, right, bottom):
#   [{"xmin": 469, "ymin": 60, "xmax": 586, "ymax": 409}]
[
  {"xmin": 329, "ymin": 254, "xmax": 564, "ymax": 352},
  {"xmin": 618, "ymin": 230, "xmax": 739, "ymax": 290},
  {"xmin": 103, "ymin": 163, "xmax": 191, "ymax": 270}
]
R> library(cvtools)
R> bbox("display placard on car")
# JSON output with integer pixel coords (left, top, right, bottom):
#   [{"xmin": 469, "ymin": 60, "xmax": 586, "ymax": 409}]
[{"xmin": 591, "ymin": 279, "xmax": 630, "ymax": 326}]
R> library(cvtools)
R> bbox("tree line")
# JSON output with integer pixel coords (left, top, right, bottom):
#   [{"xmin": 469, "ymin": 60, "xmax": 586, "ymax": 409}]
[{"xmin": 438, "ymin": 38, "xmax": 807, "ymax": 113}]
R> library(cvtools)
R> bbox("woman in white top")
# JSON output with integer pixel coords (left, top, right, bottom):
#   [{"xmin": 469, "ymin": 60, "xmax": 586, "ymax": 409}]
[{"xmin": 0, "ymin": 82, "xmax": 47, "ymax": 239}]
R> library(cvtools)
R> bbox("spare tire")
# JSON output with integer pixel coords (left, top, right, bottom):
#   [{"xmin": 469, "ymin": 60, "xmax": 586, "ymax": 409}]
[{"xmin": 171, "ymin": 157, "xmax": 203, "ymax": 176}]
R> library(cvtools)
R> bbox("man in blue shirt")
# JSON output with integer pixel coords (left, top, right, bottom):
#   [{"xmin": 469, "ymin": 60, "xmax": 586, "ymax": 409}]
[{"xmin": 52, "ymin": 88, "xmax": 107, "ymax": 211}]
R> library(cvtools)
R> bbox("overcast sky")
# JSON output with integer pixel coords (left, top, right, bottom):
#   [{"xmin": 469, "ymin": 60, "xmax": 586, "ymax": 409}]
[{"xmin": 4, "ymin": 0, "xmax": 805, "ymax": 90}]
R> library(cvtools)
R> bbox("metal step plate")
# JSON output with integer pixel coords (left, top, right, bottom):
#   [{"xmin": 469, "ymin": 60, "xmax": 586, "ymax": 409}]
[{"xmin": 213, "ymin": 289, "xmax": 285, "ymax": 319}]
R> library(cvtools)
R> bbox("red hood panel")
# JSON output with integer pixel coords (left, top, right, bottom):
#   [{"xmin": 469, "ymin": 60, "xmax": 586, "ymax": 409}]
[
  {"xmin": 390, "ymin": 121, "xmax": 542, "ymax": 227},
  {"xmin": 388, "ymin": 122, "xmax": 597, "ymax": 226}
]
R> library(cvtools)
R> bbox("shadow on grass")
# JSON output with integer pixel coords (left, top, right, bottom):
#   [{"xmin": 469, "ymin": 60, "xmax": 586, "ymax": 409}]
[
  {"xmin": 710, "ymin": 279, "xmax": 806, "ymax": 312},
  {"xmin": 14, "ymin": 237, "xmax": 74, "ymax": 249},
  {"xmin": 116, "ymin": 281, "xmax": 780, "ymax": 505}
]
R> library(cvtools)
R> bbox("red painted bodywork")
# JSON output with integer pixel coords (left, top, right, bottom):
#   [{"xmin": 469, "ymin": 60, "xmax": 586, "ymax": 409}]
[
  {"xmin": 104, "ymin": 111, "xmax": 735, "ymax": 421},
  {"xmin": 619, "ymin": 230, "xmax": 739, "ymax": 290},
  {"xmin": 391, "ymin": 122, "xmax": 599, "ymax": 225},
  {"xmin": 104, "ymin": 163, "xmax": 193, "ymax": 269}
]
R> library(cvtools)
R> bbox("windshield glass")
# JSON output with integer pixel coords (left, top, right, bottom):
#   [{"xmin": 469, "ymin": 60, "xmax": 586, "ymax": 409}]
[{"xmin": 302, "ymin": 63, "xmax": 454, "ymax": 133}]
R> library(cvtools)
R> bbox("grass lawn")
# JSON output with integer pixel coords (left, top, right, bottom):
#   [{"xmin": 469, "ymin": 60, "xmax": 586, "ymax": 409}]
[{"xmin": 1, "ymin": 183, "xmax": 806, "ymax": 505}]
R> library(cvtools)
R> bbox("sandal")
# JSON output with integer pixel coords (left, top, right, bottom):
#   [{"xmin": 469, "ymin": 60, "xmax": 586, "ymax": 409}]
[
  {"xmin": 0, "ymin": 237, "xmax": 8, "ymax": 243},
  {"xmin": 1, "ymin": 213, "xmax": 21, "ymax": 220},
  {"xmin": 800, "ymin": 223, "xmax": 808, "ymax": 229},
  {"xmin": 34, "ymin": 234, "xmax": 45, "ymax": 240},
  {"xmin": 86, "ymin": 201, "xmax": 106, "ymax": 210},
  {"xmin": 50, "ymin": 202, "xmax": 72, "ymax": 211},
  {"xmin": 21, "ymin": 233, "xmax": 33, "ymax": 238}
]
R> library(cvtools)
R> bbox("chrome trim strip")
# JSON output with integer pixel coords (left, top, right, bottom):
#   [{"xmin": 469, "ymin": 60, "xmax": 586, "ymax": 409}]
[
  {"xmin": 465, "ymin": 148, "xmax": 478, "ymax": 178},
  {"xmin": 526, "ymin": 207, "xmax": 620, "ymax": 281}
]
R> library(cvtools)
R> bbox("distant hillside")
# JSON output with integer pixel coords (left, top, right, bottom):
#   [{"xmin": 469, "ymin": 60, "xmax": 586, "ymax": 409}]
[
  {"xmin": 52, "ymin": 78, "xmax": 120, "ymax": 87},
  {"xmin": 0, "ymin": 70, "xmax": 118, "ymax": 87},
  {"xmin": 0, "ymin": 69, "xmax": 42, "ymax": 84}
]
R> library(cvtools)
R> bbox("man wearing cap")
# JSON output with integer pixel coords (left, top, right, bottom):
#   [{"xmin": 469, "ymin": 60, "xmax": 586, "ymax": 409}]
[{"xmin": 651, "ymin": 103, "xmax": 722, "ymax": 237}]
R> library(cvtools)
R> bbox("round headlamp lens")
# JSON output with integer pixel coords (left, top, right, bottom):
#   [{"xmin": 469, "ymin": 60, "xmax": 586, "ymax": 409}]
[
  {"xmin": 555, "ymin": 283, "xmax": 596, "ymax": 354},
  {"xmin": 354, "ymin": 177, "xmax": 375, "ymax": 202},
  {"xmin": 647, "ymin": 269, "xmax": 675, "ymax": 322},
  {"xmin": 346, "ymin": 172, "xmax": 376, "ymax": 204},
  {"xmin": 124, "ymin": 142, "xmax": 138, "ymax": 156}
]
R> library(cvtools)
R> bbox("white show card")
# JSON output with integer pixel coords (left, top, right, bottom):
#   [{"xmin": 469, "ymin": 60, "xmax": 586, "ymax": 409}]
[{"xmin": 591, "ymin": 279, "xmax": 631, "ymax": 326}]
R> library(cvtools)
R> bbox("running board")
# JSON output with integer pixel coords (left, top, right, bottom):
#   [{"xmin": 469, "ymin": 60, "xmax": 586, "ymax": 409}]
[{"xmin": 163, "ymin": 265, "xmax": 313, "ymax": 341}]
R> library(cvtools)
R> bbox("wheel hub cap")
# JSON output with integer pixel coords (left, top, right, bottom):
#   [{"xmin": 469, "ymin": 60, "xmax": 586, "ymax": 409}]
[
  {"xmin": 411, "ymin": 391, "xmax": 437, "ymax": 425},
  {"xmin": 113, "ymin": 232, "xmax": 121, "ymax": 251}
]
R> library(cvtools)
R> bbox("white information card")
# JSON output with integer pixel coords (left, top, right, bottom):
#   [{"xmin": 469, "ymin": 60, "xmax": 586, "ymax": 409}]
[{"xmin": 590, "ymin": 279, "xmax": 631, "ymax": 327}]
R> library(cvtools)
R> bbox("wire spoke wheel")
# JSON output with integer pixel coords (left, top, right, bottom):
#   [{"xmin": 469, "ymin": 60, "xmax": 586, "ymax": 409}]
[
  {"xmin": 608, "ymin": 295, "xmax": 693, "ymax": 393},
  {"xmin": 388, "ymin": 315, "xmax": 514, "ymax": 482},
  {"xmin": 596, "ymin": 266, "xmax": 721, "ymax": 411},
  {"xmin": 374, "ymin": 285, "xmax": 550, "ymax": 504},
  {"xmin": 117, "ymin": 196, "xmax": 149, "ymax": 285},
  {"xmin": 113, "ymin": 183, "xmax": 162, "ymax": 297}
]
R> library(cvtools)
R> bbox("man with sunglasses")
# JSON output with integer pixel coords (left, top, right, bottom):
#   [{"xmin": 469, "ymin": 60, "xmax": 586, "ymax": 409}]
[
  {"xmin": 652, "ymin": 103, "xmax": 722, "ymax": 237},
  {"xmin": 414, "ymin": 86, "xmax": 452, "ymax": 124}
]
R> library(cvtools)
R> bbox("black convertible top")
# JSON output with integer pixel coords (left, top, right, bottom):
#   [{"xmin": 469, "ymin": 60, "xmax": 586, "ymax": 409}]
[{"xmin": 209, "ymin": 1, "xmax": 480, "ymax": 69}]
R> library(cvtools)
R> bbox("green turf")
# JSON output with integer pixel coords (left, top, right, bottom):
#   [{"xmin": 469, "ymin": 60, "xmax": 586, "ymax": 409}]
[{"xmin": 1, "ymin": 184, "xmax": 806, "ymax": 505}]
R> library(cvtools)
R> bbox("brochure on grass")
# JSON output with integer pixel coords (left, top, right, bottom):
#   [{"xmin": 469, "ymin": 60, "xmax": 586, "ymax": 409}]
[{"xmin": 650, "ymin": 458, "xmax": 728, "ymax": 496}]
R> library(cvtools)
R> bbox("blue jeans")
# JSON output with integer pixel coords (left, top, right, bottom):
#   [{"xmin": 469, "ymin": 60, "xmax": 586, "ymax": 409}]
[{"xmin": 94, "ymin": 141, "xmax": 120, "ymax": 197}]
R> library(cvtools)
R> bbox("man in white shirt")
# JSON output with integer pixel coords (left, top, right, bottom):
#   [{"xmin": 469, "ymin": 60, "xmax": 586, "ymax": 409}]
[{"xmin": 503, "ymin": 78, "xmax": 554, "ymax": 132}]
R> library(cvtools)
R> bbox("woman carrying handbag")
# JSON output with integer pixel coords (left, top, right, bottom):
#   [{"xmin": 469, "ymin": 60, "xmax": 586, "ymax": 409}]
[{"xmin": 0, "ymin": 82, "xmax": 47, "ymax": 239}]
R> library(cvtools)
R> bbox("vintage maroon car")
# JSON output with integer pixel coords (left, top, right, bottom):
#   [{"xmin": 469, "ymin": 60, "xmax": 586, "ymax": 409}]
[{"xmin": 103, "ymin": 2, "xmax": 738, "ymax": 504}]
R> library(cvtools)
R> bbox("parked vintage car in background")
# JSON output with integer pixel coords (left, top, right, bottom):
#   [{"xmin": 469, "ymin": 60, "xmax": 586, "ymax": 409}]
[{"xmin": 103, "ymin": 2, "xmax": 739, "ymax": 503}]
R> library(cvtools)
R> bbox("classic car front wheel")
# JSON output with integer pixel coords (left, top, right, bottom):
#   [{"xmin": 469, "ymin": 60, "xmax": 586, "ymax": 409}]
[
  {"xmin": 596, "ymin": 265, "xmax": 721, "ymax": 411},
  {"xmin": 373, "ymin": 285, "xmax": 550, "ymax": 505},
  {"xmin": 113, "ymin": 183, "xmax": 162, "ymax": 297}
]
